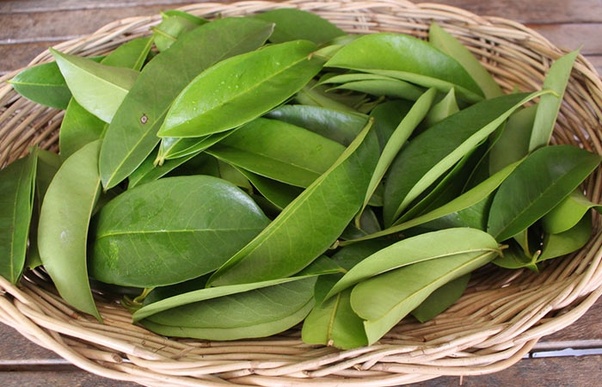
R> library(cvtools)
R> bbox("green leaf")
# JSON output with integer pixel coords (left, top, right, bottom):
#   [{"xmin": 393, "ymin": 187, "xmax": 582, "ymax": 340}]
[
  {"xmin": 302, "ymin": 288, "xmax": 368, "ymax": 349},
  {"xmin": 383, "ymin": 91, "xmax": 543, "ymax": 226},
  {"xmin": 342, "ymin": 160, "xmax": 520, "ymax": 244},
  {"xmin": 488, "ymin": 105, "xmax": 537, "ymax": 175},
  {"xmin": 411, "ymin": 274, "xmax": 470, "ymax": 323},
  {"xmin": 207, "ymin": 118, "xmax": 345, "ymax": 188},
  {"xmin": 99, "ymin": 17, "xmax": 274, "ymax": 189},
  {"xmin": 27, "ymin": 149, "xmax": 61, "ymax": 270},
  {"xmin": 541, "ymin": 190, "xmax": 602, "ymax": 234},
  {"xmin": 158, "ymin": 40, "xmax": 324, "ymax": 138},
  {"xmin": 100, "ymin": 36, "xmax": 154, "ymax": 71},
  {"xmin": 326, "ymin": 228, "xmax": 499, "ymax": 300},
  {"xmin": 207, "ymin": 120, "xmax": 380, "ymax": 286},
  {"xmin": 89, "ymin": 175, "xmax": 270, "ymax": 288},
  {"xmin": 153, "ymin": 11, "xmax": 207, "ymax": 52},
  {"xmin": 529, "ymin": 50, "xmax": 579, "ymax": 151},
  {"xmin": 538, "ymin": 214, "xmax": 593, "ymax": 261},
  {"xmin": 37, "ymin": 141, "xmax": 101, "ymax": 320},
  {"xmin": 369, "ymin": 100, "xmax": 413, "ymax": 151},
  {"xmin": 429, "ymin": 23, "xmax": 503, "ymax": 99},
  {"xmin": 50, "ymin": 49, "xmax": 139, "ymax": 123},
  {"xmin": 59, "ymin": 98, "xmax": 106, "ymax": 160},
  {"xmin": 351, "ymin": 248, "xmax": 498, "ymax": 344},
  {"xmin": 329, "ymin": 78, "xmax": 426, "ymax": 101},
  {"xmin": 237, "ymin": 169, "xmax": 303, "ymax": 210},
  {"xmin": 59, "ymin": 37, "xmax": 154, "ymax": 159},
  {"xmin": 139, "ymin": 277, "xmax": 316, "ymax": 341},
  {"xmin": 0, "ymin": 149, "xmax": 38, "ymax": 284},
  {"xmin": 127, "ymin": 148, "xmax": 200, "ymax": 188},
  {"xmin": 266, "ymin": 104, "xmax": 369, "ymax": 146},
  {"xmin": 493, "ymin": 241, "xmax": 539, "ymax": 271},
  {"xmin": 423, "ymin": 88, "xmax": 460, "ymax": 128},
  {"xmin": 254, "ymin": 8, "xmax": 345, "ymax": 45},
  {"xmin": 361, "ymin": 88, "xmax": 437, "ymax": 213},
  {"xmin": 157, "ymin": 131, "xmax": 234, "ymax": 163},
  {"xmin": 9, "ymin": 62, "xmax": 72, "ymax": 109},
  {"xmin": 487, "ymin": 145, "xmax": 601, "ymax": 242},
  {"xmin": 325, "ymin": 33, "xmax": 484, "ymax": 102}
]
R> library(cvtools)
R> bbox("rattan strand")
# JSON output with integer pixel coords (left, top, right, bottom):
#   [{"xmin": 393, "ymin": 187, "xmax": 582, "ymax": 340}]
[{"xmin": 1, "ymin": 1, "xmax": 602, "ymax": 386}]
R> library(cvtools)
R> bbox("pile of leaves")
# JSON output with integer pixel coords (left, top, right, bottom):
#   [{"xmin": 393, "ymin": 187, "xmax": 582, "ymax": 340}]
[{"xmin": 1, "ymin": 8, "xmax": 600, "ymax": 349}]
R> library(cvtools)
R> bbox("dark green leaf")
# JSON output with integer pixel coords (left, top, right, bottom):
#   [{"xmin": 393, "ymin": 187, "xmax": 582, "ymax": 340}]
[
  {"xmin": 207, "ymin": 120, "xmax": 380, "ymax": 286},
  {"xmin": 139, "ymin": 277, "xmax": 316, "ymax": 341},
  {"xmin": 383, "ymin": 92, "xmax": 543, "ymax": 226},
  {"xmin": 542, "ymin": 190, "xmax": 602, "ymax": 234},
  {"xmin": 538, "ymin": 214, "xmax": 592, "ymax": 261},
  {"xmin": 207, "ymin": 118, "xmax": 345, "ymax": 188},
  {"xmin": 487, "ymin": 145, "xmax": 601, "ymax": 242},
  {"xmin": 153, "ymin": 11, "xmax": 206, "ymax": 52},
  {"xmin": 89, "ymin": 175, "xmax": 270, "ymax": 288},
  {"xmin": 266, "ymin": 104, "xmax": 368, "ymax": 146}
]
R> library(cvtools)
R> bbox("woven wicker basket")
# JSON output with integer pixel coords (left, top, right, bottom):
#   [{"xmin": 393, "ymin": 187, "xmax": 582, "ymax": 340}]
[{"xmin": 1, "ymin": 1, "xmax": 601, "ymax": 385}]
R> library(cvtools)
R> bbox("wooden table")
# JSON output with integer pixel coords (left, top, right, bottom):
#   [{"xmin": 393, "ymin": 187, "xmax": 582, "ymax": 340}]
[{"xmin": 1, "ymin": 0, "xmax": 601, "ymax": 385}]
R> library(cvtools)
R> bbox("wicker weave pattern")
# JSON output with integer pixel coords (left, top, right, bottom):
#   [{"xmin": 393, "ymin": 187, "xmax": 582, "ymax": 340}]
[{"xmin": 0, "ymin": 1, "xmax": 601, "ymax": 385}]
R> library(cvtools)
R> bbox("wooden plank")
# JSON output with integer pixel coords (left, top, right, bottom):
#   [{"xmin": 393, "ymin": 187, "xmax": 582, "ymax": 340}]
[{"xmin": 0, "ymin": 0, "xmax": 198, "ymax": 13}]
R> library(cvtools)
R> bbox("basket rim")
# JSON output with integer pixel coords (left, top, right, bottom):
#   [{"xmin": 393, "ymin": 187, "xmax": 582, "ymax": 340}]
[{"xmin": 1, "ymin": 1, "xmax": 602, "ymax": 386}]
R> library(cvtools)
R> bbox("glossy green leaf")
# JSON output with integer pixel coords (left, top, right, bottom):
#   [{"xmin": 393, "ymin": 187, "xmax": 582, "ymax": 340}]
[
  {"xmin": 351, "ymin": 248, "xmax": 498, "ymax": 344},
  {"xmin": 0, "ymin": 150, "xmax": 38, "ymax": 284},
  {"xmin": 538, "ymin": 214, "xmax": 592, "ymax": 261},
  {"xmin": 487, "ymin": 145, "xmax": 601, "ymax": 242},
  {"xmin": 326, "ymin": 228, "xmax": 499, "ymax": 300},
  {"xmin": 207, "ymin": 118, "xmax": 345, "ymax": 188},
  {"xmin": 488, "ymin": 105, "xmax": 537, "ymax": 175},
  {"xmin": 411, "ymin": 274, "xmax": 470, "ymax": 323},
  {"xmin": 255, "ymin": 8, "xmax": 345, "ymax": 44},
  {"xmin": 266, "ymin": 104, "xmax": 368, "ymax": 146},
  {"xmin": 158, "ymin": 40, "xmax": 323, "ymax": 138},
  {"xmin": 302, "ymin": 288, "xmax": 368, "ymax": 349},
  {"xmin": 99, "ymin": 17, "xmax": 274, "ymax": 189},
  {"xmin": 89, "ymin": 175, "xmax": 270, "ymax": 288},
  {"xmin": 9, "ymin": 62, "xmax": 71, "ymax": 109},
  {"xmin": 153, "ymin": 11, "xmax": 206, "ymax": 52},
  {"xmin": 362, "ymin": 88, "xmax": 437, "ymax": 212},
  {"xmin": 207, "ymin": 120, "xmax": 380, "ymax": 286},
  {"xmin": 542, "ymin": 190, "xmax": 602, "ymax": 234},
  {"xmin": 59, "ymin": 37, "xmax": 154, "ymax": 159},
  {"xmin": 38, "ymin": 141, "xmax": 101, "ymax": 320},
  {"xmin": 529, "ymin": 50, "xmax": 579, "ymax": 151},
  {"xmin": 325, "ymin": 33, "xmax": 484, "ymax": 102},
  {"xmin": 140, "ymin": 277, "xmax": 316, "ymax": 340},
  {"xmin": 429, "ymin": 23, "xmax": 503, "ymax": 99},
  {"xmin": 50, "ymin": 49, "xmax": 139, "ymax": 123},
  {"xmin": 383, "ymin": 91, "xmax": 543, "ymax": 226}
]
